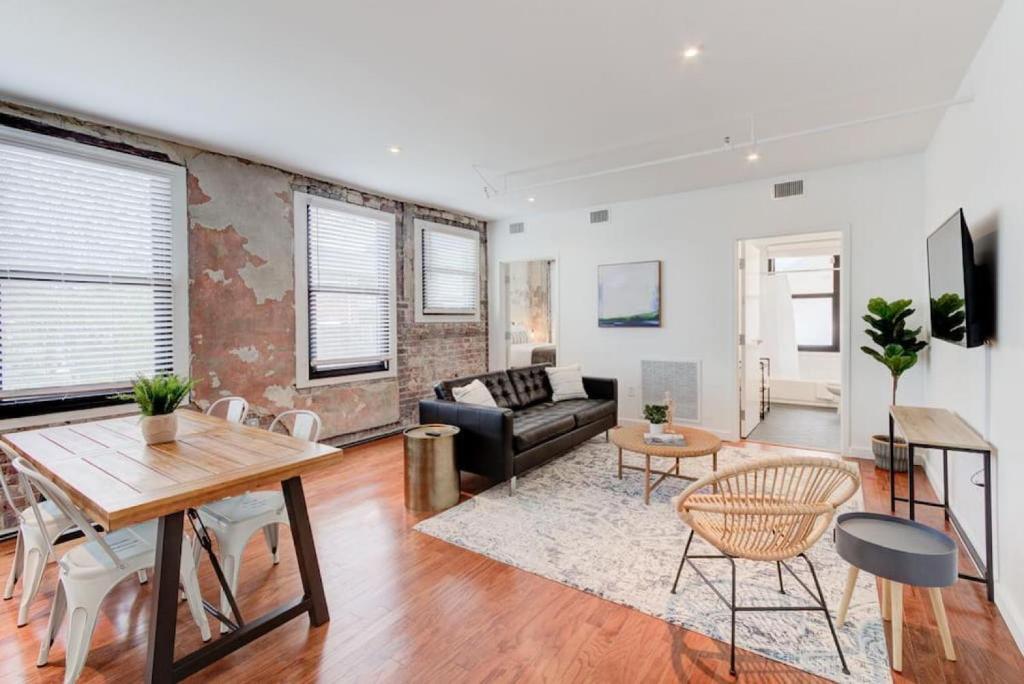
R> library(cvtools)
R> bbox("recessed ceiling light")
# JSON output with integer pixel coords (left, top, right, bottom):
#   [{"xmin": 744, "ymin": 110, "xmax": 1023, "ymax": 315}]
[
  {"xmin": 527, "ymin": 197, "xmax": 536, "ymax": 203},
  {"xmin": 388, "ymin": 145, "xmax": 401, "ymax": 155},
  {"xmin": 746, "ymin": 151, "xmax": 760, "ymax": 162},
  {"xmin": 682, "ymin": 45, "xmax": 702, "ymax": 60}
]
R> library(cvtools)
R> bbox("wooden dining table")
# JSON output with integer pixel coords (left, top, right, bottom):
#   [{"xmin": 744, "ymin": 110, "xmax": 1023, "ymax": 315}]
[{"xmin": 0, "ymin": 409, "xmax": 344, "ymax": 683}]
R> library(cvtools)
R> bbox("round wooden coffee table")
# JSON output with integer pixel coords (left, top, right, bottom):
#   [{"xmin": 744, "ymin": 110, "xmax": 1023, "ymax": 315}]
[{"xmin": 610, "ymin": 424, "xmax": 722, "ymax": 504}]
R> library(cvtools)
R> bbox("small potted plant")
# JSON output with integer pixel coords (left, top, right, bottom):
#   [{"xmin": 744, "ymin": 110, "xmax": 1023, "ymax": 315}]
[
  {"xmin": 121, "ymin": 374, "xmax": 197, "ymax": 445},
  {"xmin": 643, "ymin": 404, "xmax": 668, "ymax": 435},
  {"xmin": 860, "ymin": 297, "xmax": 928, "ymax": 471}
]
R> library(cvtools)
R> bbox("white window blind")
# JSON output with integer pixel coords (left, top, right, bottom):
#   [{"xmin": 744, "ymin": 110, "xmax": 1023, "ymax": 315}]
[
  {"xmin": 306, "ymin": 201, "xmax": 394, "ymax": 375},
  {"xmin": 420, "ymin": 222, "xmax": 480, "ymax": 316},
  {"xmin": 0, "ymin": 135, "xmax": 181, "ymax": 402}
]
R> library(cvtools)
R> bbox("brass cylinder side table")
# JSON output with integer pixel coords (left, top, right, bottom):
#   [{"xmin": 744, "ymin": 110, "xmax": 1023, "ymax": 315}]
[{"xmin": 403, "ymin": 424, "xmax": 460, "ymax": 512}]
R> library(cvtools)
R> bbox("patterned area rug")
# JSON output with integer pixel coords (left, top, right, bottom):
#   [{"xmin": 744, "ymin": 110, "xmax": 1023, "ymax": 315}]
[{"xmin": 415, "ymin": 438, "xmax": 890, "ymax": 683}]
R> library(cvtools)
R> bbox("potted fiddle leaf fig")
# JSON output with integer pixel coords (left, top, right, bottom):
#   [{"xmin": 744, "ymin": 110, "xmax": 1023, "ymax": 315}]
[
  {"xmin": 643, "ymin": 403, "xmax": 668, "ymax": 434},
  {"xmin": 121, "ymin": 374, "xmax": 197, "ymax": 445},
  {"xmin": 860, "ymin": 297, "xmax": 928, "ymax": 471}
]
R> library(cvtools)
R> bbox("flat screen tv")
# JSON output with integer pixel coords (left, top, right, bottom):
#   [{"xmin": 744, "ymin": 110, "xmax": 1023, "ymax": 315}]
[{"xmin": 926, "ymin": 208, "xmax": 991, "ymax": 348}]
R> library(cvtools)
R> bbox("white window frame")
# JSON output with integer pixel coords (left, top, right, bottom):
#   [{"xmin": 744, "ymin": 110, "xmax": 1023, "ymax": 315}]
[
  {"xmin": 0, "ymin": 124, "xmax": 189, "ymax": 425},
  {"xmin": 293, "ymin": 192, "xmax": 398, "ymax": 388},
  {"xmin": 414, "ymin": 219, "xmax": 481, "ymax": 323}
]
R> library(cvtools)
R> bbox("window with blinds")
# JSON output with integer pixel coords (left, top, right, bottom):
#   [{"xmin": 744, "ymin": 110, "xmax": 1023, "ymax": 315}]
[
  {"xmin": 296, "ymin": 194, "xmax": 396, "ymax": 382},
  {"xmin": 416, "ymin": 219, "xmax": 480, "ymax": 320},
  {"xmin": 0, "ymin": 128, "xmax": 186, "ymax": 416}
]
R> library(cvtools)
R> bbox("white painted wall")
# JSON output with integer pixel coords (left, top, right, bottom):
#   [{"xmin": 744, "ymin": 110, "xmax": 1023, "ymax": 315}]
[
  {"xmin": 798, "ymin": 352, "xmax": 841, "ymax": 382},
  {"xmin": 921, "ymin": 0, "xmax": 1024, "ymax": 649},
  {"xmin": 489, "ymin": 155, "xmax": 926, "ymax": 455}
]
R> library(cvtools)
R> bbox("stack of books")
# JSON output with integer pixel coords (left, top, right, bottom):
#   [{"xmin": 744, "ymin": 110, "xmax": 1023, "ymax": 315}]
[{"xmin": 643, "ymin": 432, "xmax": 687, "ymax": 446}]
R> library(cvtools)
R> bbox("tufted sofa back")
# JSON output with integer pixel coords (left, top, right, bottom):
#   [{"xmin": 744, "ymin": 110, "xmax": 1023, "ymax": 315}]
[
  {"xmin": 507, "ymin": 364, "xmax": 553, "ymax": 407},
  {"xmin": 435, "ymin": 370, "xmax": 523, "ymax": 409}
]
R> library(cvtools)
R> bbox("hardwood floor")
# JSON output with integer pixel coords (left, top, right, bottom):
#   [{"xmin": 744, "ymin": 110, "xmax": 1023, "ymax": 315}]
[{"xmin": 0, "ymin": 436, "xmax": 1020, "ymax": 682}]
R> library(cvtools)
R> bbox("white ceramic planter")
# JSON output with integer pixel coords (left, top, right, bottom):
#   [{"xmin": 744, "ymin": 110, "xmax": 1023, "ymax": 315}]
[
  {"xmin": 141, "ymin": 413, "xmax": 178, "ymax": 445},
  {"xmin": 649, "ymin": 422, "xmax": 665, "ymax": 435}
]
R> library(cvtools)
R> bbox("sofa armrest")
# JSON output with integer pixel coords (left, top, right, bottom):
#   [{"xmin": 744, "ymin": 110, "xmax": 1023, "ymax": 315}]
[
  {"xmin": 418, "ymin": 399, "xmax": 515, "ymax": 482},
  {"xmin": 583, "ymin": 376, "xmax": 618, "ymax": 402}
]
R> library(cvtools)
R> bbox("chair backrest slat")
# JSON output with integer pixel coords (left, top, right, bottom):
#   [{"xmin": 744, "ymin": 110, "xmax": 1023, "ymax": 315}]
[
  {"xmin": 269, "ymin": 410, "xmax": 321, "ymax": 443},
  {"xmin": 207, "ymin": 396, "xmax": 249, "ymax": 424},
  {"xmin": 0, "ymin": 443, "xmax": 22, "ymax": 512}
]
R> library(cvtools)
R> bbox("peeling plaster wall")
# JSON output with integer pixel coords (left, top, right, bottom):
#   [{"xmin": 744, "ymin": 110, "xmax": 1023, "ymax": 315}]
[{"xmin": 0, "ymin": 101, "xmax": 488, "ymax": 445}]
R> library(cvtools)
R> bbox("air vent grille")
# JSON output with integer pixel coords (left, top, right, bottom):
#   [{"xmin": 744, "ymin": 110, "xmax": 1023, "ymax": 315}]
[
  {"xmin": 772, "ymin": 180, "xmax": 804, "ymax": 199},
  {"xmin": 509, "ymin": 222, "xmax": 525, "ymax": 234},
  {"xmin": 590, "ymin": 209, "xmax": 609, "ymax": 224}
]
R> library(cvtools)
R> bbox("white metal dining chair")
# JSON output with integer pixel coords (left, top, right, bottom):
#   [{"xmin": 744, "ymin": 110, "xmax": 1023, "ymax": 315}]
[
  {"xmin": 205, "ymin": 396, "xmax": 249, "ymax": 423},
  {"xmin": 1, "ymin": 443, "xmax": 74, "ymax": 627},
  {"xmin": 196, "ymin": 409, "xmax": 321, "ymax": 632},
  {"xmin": 12, "ymin": 457, "xmax": 212, "ymax": 683}
]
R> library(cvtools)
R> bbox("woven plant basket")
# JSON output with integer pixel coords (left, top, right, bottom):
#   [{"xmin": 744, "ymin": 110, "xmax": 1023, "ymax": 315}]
[{"xmin": 872, "ymin": 434, "xmax": 911, "ymax": 472}]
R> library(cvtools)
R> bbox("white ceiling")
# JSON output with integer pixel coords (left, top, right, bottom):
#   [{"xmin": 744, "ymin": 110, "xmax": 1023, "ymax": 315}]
[{"xmin": 0, "ymin": 1, "xmax": 1003, "ymax": 220}]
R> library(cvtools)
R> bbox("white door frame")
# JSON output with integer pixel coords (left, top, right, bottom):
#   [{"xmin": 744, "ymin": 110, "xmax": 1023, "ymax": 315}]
[
  {"xmin": 732, "ymin": 225, "xmax": 851, "ymax": 455},
  {"xmin": 497, "ymin": 257, "xmax": 559, "ymax": 369}
]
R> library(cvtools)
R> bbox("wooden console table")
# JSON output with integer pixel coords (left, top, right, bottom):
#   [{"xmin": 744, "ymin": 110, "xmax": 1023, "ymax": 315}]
[{"xmin": 889, "ymin": 405, "xmax": 993, "ymax": 601}]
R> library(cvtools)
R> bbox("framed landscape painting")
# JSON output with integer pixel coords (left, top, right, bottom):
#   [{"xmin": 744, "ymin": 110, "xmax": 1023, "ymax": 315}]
[{"xmin": 597, "ymin": 260, "xmax": 661, "ymax": 327}]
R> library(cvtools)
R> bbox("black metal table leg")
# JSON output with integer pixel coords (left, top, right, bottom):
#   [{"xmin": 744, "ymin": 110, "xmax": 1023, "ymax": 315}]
[
  {"xmin": 943, "ymin": 449, "xmax": 950, "ymax": 521},
  {"xmin": 146, "ymin": 511, "xmax": 184, "ymax": 684},
  {"xmin": 984, "ymin": 450, "xmax": 994, "ymax": 601},
  {"xmin": 908, "ymin": 444, "xmax": 916, "ymax": 520},
  {"xmin": 282, "ymin": 476, "xmax": 330, "ymax": 625},
  {"xmin": 889, "ymin": 414, "xmax": 896, "ymax": 513}
]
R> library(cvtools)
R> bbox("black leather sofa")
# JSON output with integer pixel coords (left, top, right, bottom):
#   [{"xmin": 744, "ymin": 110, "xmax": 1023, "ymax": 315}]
[{"xmin": 418, "ymin": 364, "xmax": 617, "ymax": 493}]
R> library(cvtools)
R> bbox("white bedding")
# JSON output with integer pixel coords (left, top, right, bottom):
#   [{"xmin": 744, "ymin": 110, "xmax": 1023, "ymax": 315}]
[{"xmin": 510, "ymin": 342, "xmax": 556, "ymax": 367}]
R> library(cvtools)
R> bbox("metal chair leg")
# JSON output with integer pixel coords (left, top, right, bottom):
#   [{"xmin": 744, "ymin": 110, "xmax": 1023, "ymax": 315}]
[
  {"xmin": 802, "ymin": 554, "xmax": 850, "ymax": 675},
  {"xmin": 776, "ymin": 561, "xmax": 785, "ymax": 594},
  {"xmin": 671, "ymin": 530, "xmax": 695, "ymax": 594},
  {"xmin": 729, "ymin": 556, "xmax": 737, "ymax": 676},
  {"xmin": 507, "ymin": 476, "xmax": 517, "ymax": 496}
]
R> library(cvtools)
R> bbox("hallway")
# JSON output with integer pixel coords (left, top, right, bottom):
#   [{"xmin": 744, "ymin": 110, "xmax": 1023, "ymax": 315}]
[{"xmin": 747, "ymin": 404, "xmax": 840, "ymax": 452}]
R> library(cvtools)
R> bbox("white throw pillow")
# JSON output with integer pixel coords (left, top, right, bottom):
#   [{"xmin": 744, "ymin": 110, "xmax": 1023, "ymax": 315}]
[
  {"xmin": 452, "ymin": 379, "xmax": 498, "ymax": 407},
  {"xmin": 545, "ymin": 364, "xmax": 588, "ymax": 402}
]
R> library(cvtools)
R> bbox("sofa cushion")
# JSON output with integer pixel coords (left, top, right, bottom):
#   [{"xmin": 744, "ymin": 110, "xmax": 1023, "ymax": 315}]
[
  {"xmin": 451, "ymin": 379, "xmax": 498, "ymax": 407},
  {"xmin": 508, "ymin": 364, "xmax": 553, "ymax": 407},
  {"xmin": 555, "ymin": 398, "xmax": 617, "ymax": 427},
  {"xmin": 436, "ymin": 371, "xmax": 521, "ymax": 409},
  {"xmin": 512, "ymin": 410, "xmax": 575, "ymax": 452}
]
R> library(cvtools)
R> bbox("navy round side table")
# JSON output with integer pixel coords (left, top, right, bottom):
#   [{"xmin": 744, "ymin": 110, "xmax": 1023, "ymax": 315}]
[{"xmin": 833, "ymin": 512, "xmax": 958, "ymax": 672}]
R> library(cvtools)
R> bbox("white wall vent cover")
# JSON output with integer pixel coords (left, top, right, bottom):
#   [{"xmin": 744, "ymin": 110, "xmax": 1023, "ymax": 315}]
[
  {"xmin": 590, "ymin": 209, "xmax": 609, "ymax": 223},
  {"xmin": 509, "ymin": 222, "xmax": 525, "ymax": 234},
  {"xmin": 641, "ymin": 360, "xmax": 701, "ymax": 423},
  {"xmin": 772, "ymin": 180, "xmax": 804, "ymax": 199}
]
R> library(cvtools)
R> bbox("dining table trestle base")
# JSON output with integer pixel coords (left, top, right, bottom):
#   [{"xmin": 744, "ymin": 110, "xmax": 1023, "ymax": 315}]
[{"xmin": 145, "ymin": 475, "xmax": 331, "ymax": 683}]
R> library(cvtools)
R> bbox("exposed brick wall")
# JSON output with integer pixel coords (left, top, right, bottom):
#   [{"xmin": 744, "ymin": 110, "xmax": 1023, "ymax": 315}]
[{"xmin": 0, "ymin": 100, "xmax": 488, "ymax": 469}]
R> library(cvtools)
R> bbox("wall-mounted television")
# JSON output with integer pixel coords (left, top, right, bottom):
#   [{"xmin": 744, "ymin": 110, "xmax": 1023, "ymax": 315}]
[{"xmin": 926, "ymin": 208, "xmax": 991, "ymax": 348}]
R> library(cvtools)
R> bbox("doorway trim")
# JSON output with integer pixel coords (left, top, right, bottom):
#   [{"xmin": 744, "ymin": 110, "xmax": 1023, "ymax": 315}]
[{"xmin": 732, "ymin": 225, "xmax": 851, "ymax": 455}]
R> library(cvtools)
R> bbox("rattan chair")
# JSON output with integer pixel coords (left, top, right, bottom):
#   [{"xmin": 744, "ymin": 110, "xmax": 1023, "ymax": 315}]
[{"xmin": 672, "ymin": 455, "xmax": 860, "ymax": 675}]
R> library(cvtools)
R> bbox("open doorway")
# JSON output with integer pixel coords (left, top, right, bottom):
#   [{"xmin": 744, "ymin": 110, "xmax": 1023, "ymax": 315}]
[
  {"xmin": 737, "ymin": 231, "xmax": 844, "ymax": 452},
  {"xmin": 500, "ymin": 259, "xmax": 557, "ymax": 368}
]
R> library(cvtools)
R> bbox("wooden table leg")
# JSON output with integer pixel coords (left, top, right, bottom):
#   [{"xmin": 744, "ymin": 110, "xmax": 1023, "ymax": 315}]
[
  {"xmin": 617, "ymin": 447, "xmax": 622, "ymax": 479},
  {"xmin": 836, "ymin": 566, "xmax": 859, "ymax": 625},
  {"xmin": 928, "ymin": 587, "xmax": 956, "ymax": 661},
  {"xmin": 146, "ymin": 511, "xmax": 184, "ymax": 684},
  {"xmin": 282, "ymin": 476, "xmax": 329, "ymax": 626},
  {"xmin": 891, "ymin": 582, "xmax": 904, "ymax": 672},
  {"xmin": 644, "ymin": 454, "xmax": 651, "ymax": 505},
  {"xmin": 881, "ymin": 578, "xmax": 891, "ymax": 621}
]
